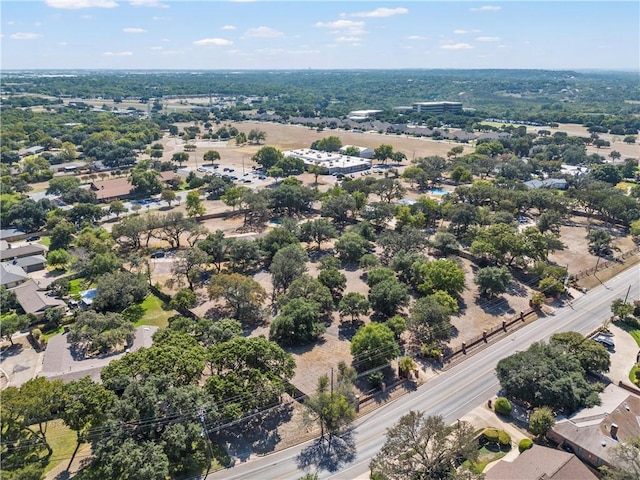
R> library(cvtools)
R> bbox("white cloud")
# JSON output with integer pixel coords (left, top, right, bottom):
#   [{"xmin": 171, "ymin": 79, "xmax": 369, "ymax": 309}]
[
  {"xmin": 7, "ymin": 21, "xmax": 15, "ymax": 25},
  {"xmin": 10, "ymin": 32, "xmax": 42, "ymax": 40},
  {"xmin": 222, "ymin": 25, "xmax": 237, "ymax": 30},
  {"xmin": 244, "ymin": 26, "xmax": 284, "ymax": 38},
  {"xmin": 407, "ymin": 35, "xmax": 426, "ymax": 40},
  {"xmin": 351, "ymin": 7, "xmax": 408, "ymax": 18},
  {"xmin": 81, "ymin": 14, "xmax": 92, "ymax": 19},
  {"xmin": 453, "ymin": 29, "xmax": 467, "ymax": 34},
  {"xmin": 314, "ymin": 19, "xmax": 366, "ymax": 35},
  {"xmin": 150, "ymin": 46, "xmax": 163, "ymax": 50},
  {"xmin": 476, "ymin": 36, "xmax": 499, "ymax": 42},
  {"xmin": 130, "ymin": 0, "xmax": 169, "ymax": 7},
  {"xmin": 335, "ymin": 36, "xmax": 360, "ymax": 43},
  {"xmin": 103, "ymin": 51, "xmax": 133, "ymax": 56},
  {"xmin": 45, "ymin": 0, "xmax": 118, "ymax": 9},
  {"xmin": 58, "ymin": 41, "xmax": 68, "ymax": 46},
  {"xmin": 152, "ymin": 16, "xmax": 167, "ymax": 20},
  {"xmin": 471, "ymin": 5, "xmax": 502, "ymax": 12},
  {"xmin": 441, "ymin": 43, "xmax": 473, "ymax": 50},
  {"xmin": 193, "ymin": 37, "xmax": 233, "ymax": 46},
  {"xmin": 123, "ymin": 27, "xmax": 146, "ymax": 33}
]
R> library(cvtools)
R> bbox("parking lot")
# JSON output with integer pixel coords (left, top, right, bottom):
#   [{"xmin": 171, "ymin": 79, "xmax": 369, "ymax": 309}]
[{"xmin": 191, "ymin": 163, "xmax": 273, "ymax": 189}]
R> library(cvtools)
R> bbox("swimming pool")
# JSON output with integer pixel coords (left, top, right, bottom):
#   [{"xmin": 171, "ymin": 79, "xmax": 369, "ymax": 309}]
[{"xmin": 428, "ymin": 189, "xmax": 449, "ymax": 195}]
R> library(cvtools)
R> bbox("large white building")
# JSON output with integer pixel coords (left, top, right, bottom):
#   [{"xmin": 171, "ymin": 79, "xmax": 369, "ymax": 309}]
[
  {"xmin": 412, "ymin": 101, "xmax": 463, "ymax": 114},
  {"xmin": 347, "ymin": 109, "xmax": 383, "ymax": 120},
  {"xmin": 339, "ymin": 145, "xmax": 374, "ymax": 159},
  {"xmin": 283, "ymin": 149, "xmax": 372, "ymax": 174}
]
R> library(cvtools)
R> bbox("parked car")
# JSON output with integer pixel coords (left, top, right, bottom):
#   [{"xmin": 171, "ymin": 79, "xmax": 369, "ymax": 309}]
[
  {"xmin": 594, "ymin": 335, "xmax": 615, "ymax": 349},
  {"xmin": 150, "ymin": 250, "xmax": 165, "ymax": 258},
  {"xmin": 26, "ymin": 235, "xmax": 41, "ymax": 242}
]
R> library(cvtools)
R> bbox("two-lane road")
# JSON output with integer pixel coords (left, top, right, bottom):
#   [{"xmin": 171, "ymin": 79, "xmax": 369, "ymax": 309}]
[{"xmin": 210, "ymin": 265, "xmax": 640, "ymax": 480}]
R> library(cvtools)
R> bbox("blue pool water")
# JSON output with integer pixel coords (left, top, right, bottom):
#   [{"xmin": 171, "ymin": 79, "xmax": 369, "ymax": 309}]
[{"xmin": 428, "ymin": 189, "xmax": 448, "ymax": 195}]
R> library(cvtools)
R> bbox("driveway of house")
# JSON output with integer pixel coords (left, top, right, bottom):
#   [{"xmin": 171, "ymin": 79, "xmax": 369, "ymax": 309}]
[
  {"xmin": 605, "ymin": 322, "xmax": 639, "ymax": 385},
  {"xmin": 0, "ymin": 332, "xmax": 43, "ymax": 389},
  {"xmin": 40, "ymin": 326, "xmax": 158, "ymax": 383}
]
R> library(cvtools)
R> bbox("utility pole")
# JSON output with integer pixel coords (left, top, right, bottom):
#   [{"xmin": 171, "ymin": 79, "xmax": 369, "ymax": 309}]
[
  {"xmin": 198, "ymin": 408, "xmax": 214, "ymax": 476},
  {"xmin": 624, "ymin": 284, "xmax": 632, "ymax": 303},
  {"xmin": 330, "ymin": 367, "xmax": 334, "ymax": 397}
]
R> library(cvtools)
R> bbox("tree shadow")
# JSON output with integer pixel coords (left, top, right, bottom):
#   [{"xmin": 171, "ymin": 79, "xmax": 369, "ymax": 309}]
[
  {"xmin": 338, "ymin": 320, "xmax": 364, "ymax": 341},
  {"xmin": 233, "ymin": 403, "xmax": 294, "ymax": 455},
  {"xmin": 0, "ymin": 343, "xmax": 23, "ymax": 360},
  {"xmin": 296, "ymin": 430, "xmax": 356, "ymax": 473},
  {"xmin": 474, "ymin": 296, "xmax": 515, "ymax": 316}
]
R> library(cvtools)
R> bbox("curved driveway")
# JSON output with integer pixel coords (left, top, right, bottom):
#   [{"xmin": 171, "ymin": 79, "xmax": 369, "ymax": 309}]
[{"xmin": 209, "ymin": 265, "xmax": 640, "ymax": 480}]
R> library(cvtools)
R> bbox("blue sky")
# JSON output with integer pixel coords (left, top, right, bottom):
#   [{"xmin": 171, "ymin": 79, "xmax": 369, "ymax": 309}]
[{"xmin": 1, "ymin": 1, "xmax": 638, "ymax": 71}]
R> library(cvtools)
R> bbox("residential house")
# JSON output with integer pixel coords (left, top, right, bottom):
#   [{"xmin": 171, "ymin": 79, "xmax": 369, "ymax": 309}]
[
  {"xmin": 0, "ymin": 262, "xmax": 29, "ymax": 288},
  {"xmin": 10, "ymin": 279, "xmax": 66, "ymax": 318},
  {"xmin": 90, "ymin": 177, "xmax": 134, "ymax": 203},
  {"xmin": 0, "ymin": 229, "xmax": 26, "ymax": 242},
  {"xmin": 0, "ymin": 244, "xmax": 47, "ymax": 262},
  {"xmin": 485, "ymin": 444, "xmax": 598, "ymax": 480},
  {"xmin": 547, "ymin": 384, "xmax": 640, "ymax": 469},
  {"xmin": 5, "ymin": 255, "xmax": 47, "ymax": 273}
]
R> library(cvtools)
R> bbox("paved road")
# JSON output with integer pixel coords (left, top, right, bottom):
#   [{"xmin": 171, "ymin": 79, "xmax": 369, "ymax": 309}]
[{"xmin": 209, "ymin": 265, "xmax": 640, "ymax": 480}]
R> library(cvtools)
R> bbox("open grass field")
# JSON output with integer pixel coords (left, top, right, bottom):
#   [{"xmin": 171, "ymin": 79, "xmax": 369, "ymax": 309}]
[{"xmin": 135, "ymin": 294, "xmax": 175, "ymax": 329}]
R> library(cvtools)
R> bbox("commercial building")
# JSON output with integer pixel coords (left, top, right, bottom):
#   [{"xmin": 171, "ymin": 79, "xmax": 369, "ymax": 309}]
[
  {"xmin": 412, "ymin": 101, "xmax": 463, "ymax": 114},
  {"xmin": 283, "ymin": 149, "xmax": 372, "ymax": 175},
  {"xmin": 347, "ymin": 109, "xmax": 383, "ymax": 120}
]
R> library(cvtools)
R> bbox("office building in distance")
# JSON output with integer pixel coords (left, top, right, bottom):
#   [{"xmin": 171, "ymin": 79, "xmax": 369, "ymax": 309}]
[{"xmin": 412, "ymin": 101, "xmax": 463, "ymax": 114}]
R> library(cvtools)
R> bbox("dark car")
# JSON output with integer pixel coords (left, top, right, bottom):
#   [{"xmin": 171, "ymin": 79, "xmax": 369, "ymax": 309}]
[
  {"xmin": 26, "ymin": 235, "xmax": 41, "ymax": 242},
  {"xmin": 150, "ymin": 250, "xmax": 165, "ymax": 258}
]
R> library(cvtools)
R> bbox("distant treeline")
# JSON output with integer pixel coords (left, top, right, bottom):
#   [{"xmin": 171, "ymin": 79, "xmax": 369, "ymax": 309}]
[{"xmin": 2, "ymin": 69, "xmax": 639, "ymax": 132}]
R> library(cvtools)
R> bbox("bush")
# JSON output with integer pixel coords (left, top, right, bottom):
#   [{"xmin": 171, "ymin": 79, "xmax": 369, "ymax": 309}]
[
  {"xmin": 482, "ymin": 427, "xmax": 498, "ymax": 441},
  {"xmin": 518, "ymin": 438, "xmax": 533, "ymax": 453},
  {"xmin": 498, "ymin": 430, "xmax": 511, "ymax": 447},
  {"xmin": 494, "ymin": 397, "xmax": 512, "ymax": 415}
]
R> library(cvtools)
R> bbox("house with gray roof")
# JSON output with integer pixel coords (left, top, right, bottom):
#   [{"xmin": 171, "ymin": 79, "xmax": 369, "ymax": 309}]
[
  {"xmin": 485, "ymin": 444, "xmax": 598, "ymax": 480},
  {"xmin": 10, "ymin": 279, "xmax": 65, "ymax": 317},
  {"xmin": 0, "ymin": 229, "xmax": 26, "ymax": 242},
  {"xmin": 4, "ymin": 255, "xmax": 47, "ymax": 273},
  {"xmin": 0, "ymin": 262, "xmax": 29, "ymax": 288},
  {"xmin": 524, "ymin": 178, "xmax": 567, "ymax": 190},
  {"xmin": 0, "ymin": 244, "xmax": 47, "ymax": 262},
  {"xmin": 547, "ymin": 384, "xmax": 640, "ymax": 469}
]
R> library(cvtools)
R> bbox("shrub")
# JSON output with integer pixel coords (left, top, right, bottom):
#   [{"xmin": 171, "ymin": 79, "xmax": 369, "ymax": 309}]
[
  {"xmin": 482, "ymin": 428, "xmax": 499, "ymax": 444},
  {"xmin": 518, "ymin": 438, "xmax": 533, "ymax": 453},
  {"xmin": 498, "ymin": 430, "xmax": 511, "ymax": 447},
  {"xmin": 494, "ymin": 397, "xmax": 512, "ymax": 415}
]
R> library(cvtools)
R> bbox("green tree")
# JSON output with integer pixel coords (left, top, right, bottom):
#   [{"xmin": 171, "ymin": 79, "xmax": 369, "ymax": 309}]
[
  {"xmin": 172, "ymin": 151, "xmax": 189, "ymax": 166},
  {"xmin": 203, "ymin": 150, "xmax": 220, "ymax": 163},
  {"xmin": 474, "ymin": 266, "xmax": 513, "ymax": 298},
  {"xmin": 68, "ymin": 310, "xmax": 136, "ymax": 355},
  {"xmin": 317, "ymin": 267, "xmax": 347, "ymax": 298},
  {"xmin": 47, "ymin": 175, "xmax": 81, "ymax": 195},
  {"xmin": 269, "ymin": 298, "xmax": 326, "ymax": 346},
  {"xmin": 370, "ymin": 412, "xmax": 480, "ymax": 480},
  {"xmin": 369, "ymin": 278, "xmax": 410, "ymax": 318},
  {"xmin": 496, "ymin": 341, "xmax": 603, "ymax": 414},
  {"xmin": 528, "ymin": 406, "xmax": 555, "ymax": 438},
  {"xmin": 60, "ymin": 377, "xmax": 115, "ymax": 470},
  {"xmin": 603, "ymin": 435, "xmax": 640, "ymax": 480},
  {"xmin": 334, "ymin": 231, "xmax": 371, "ymax": 264},
  {"xmin": 303, "ymin": 374, "xmax": 356, "ymax": 441},
  {"xmin": 170, "ymin": 288, "xmax": 197, "ymax": 309},
  {"xmin": 278, "ymin": 275, "xmax": 334, "ymax": 317},
  {"xmin": 550, "ymin": 331, "xmax": 610, "ymax": 374},
  {"xmin": 185, "ymin": 190, "xmax": 205, "ymax": 218},
  {"xmin": 108, "ymin": 200, "xmax": 127, "ymax": 217},
  {"xmin": 373, "ymin": 144, "xmax": 394, "ymax": 165},
  {"xmin": 611, "ymin": 298, "xmax": 634, "ymax": 320},
  {"xmin": 270, "ymin": 243, "xmax": 308, "ymax": 294},
  {"xmin": 412, "ymin": 259, "xmax": 465, "ymax": 296},
  {"xmin": 299, "ymin": 217, "xmax": 337, "ymax": 250},
  {"xmin": 171, "ymin": 246, "xmax": 209, "ymax": 289},
  {"xmin": 407, "ymin": 295, "xmax": 453, "ymax": 346},
  {"xmin": 130, "ymin": 169, "xmax": 163, "ymax": 197},
  {"xmin": 0, "ymin": 313, "xmax": 29, "ymax": 345},
  {"xmin": 311, "ymin": 136, "xmax": 342, "ymax": 152},
  {"xmin": 350, "ymin": 322, "xmax": 399, "ymax": 371},
  {"xmin": 92, "ymin": 271, "xmax": 149, "ymax": 313},
  {"xmin": 338, "ymin": 292, "xmax": 370, "ymax": 323},
  {"xmin": 47, "ymin": 248, "xmax": 71, "ymax": 269},
  {"xmin": 160, "ymin": 189, "xmax": 177, "ymax": 206},
  {"xmin": 252, "ymin": 145, "xmax": 283, "ymax": 170},
  {"xmin": 208, "ymin": 273, "xmax": 267, "ymax": 324}
]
